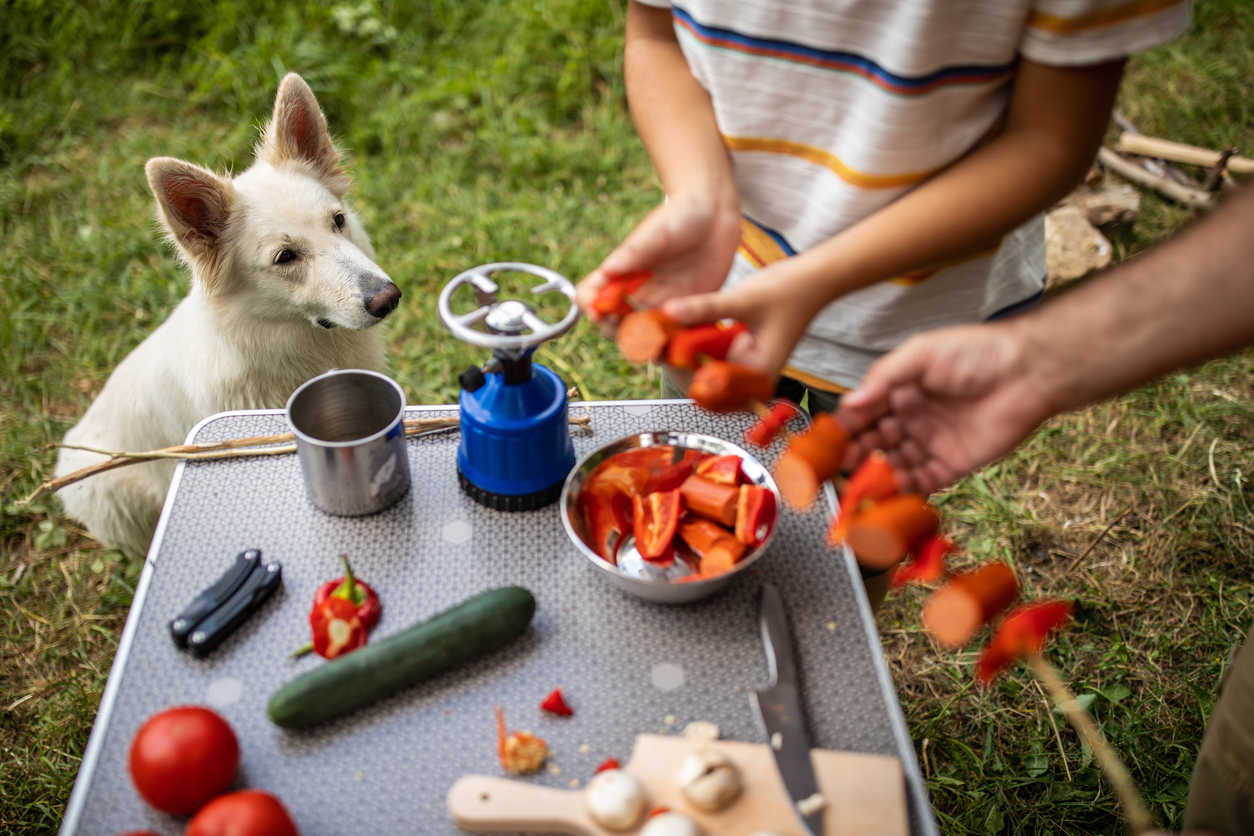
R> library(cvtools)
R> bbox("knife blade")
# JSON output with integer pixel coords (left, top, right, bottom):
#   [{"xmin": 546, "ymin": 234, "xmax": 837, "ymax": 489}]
[{"xmin": 751, "ymin": 583, "xmax": 825, "ymax": 836}]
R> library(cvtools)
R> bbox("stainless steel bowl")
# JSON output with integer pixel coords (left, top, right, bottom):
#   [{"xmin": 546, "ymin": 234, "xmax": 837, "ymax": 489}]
[{"xmin": 559, "ymin": 432, "xmax": 781, "ymax": 604}]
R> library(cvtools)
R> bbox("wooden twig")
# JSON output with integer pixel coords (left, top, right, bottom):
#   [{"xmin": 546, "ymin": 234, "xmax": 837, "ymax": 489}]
[
  {"xmin": 1065, "ymin": 505, "xmax": 1130, "ymax": 572},
  {"xmin": 1115, "ymin": 132, "xmax": 1254, "ymax": 176},
  {"xmin": 1098, "ymin": 147, "xmax": 1217, "ymax": 211},
  {"xmin": 1028, "ymin": 653, "xmax": 1154, "ymax": 835},
  {"xmin": 17, "ymin": 413, "xmax": 593, "ymax": 506}
]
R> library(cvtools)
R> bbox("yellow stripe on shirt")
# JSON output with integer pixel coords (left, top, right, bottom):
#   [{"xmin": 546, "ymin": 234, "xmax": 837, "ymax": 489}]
[
  {"xmin": 890, "ymin": 239, "xmax": 1004, "ymax": 285},
  {"xmin": 1029, "ymin": 0, "xmax": 1185, "ymax": 35},
  {"xmin": 724, "ymin": 135, "xmax": 938, "ymax": 190}
]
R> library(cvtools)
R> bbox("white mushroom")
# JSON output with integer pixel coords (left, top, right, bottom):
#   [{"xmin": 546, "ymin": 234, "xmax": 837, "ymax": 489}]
[
  {"xmin": 584, "ymin": 769, "xmax": 647, "ymax": 831},
  {"xmin": 640, "ymin": 811, "xmax": 704, "ymax": 836},
  {"xmin": 674, "ymin": 746, "xmax": 742, "ymax": 812}
]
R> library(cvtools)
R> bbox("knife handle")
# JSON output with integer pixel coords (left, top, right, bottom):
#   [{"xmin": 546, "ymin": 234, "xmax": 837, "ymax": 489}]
[
  {"xmin": 169, "ymin": 549, "xmax": 262, "ymax": 647},
  {"xmin": 186, "ymin": 561, "xmax": 283, "ymax": 658}
]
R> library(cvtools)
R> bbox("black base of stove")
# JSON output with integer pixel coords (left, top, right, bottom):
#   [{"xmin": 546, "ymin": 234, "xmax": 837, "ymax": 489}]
[{"xmin": 457, "ymin": 469, "xmax": 566, "ymax": 512}]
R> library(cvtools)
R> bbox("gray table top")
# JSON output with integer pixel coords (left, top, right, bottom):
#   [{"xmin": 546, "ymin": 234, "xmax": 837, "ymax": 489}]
[{"xmin": 60, "ymin": 400, "xmax": 937, "ymax": 836}]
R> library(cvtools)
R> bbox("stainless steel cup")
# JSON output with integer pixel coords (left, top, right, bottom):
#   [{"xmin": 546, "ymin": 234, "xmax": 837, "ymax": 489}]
[{"xmin": 285, "ymin": 369, "xmax": 411, "ymax": 516}]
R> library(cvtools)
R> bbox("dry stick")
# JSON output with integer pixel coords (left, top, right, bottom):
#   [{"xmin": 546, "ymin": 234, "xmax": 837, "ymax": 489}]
[
  {"xmin": 19, "ymin": 414, "xmax": 593, "ymax": 505},
  {"xmin": 1065, "ymin": 505, "xmax": 1130, "ymax": 573},
  {"xmin": 1115, "ymin": 131, "xmax": 1254, "ymax": 177},
  {"xmin": 1098, "ymin": 147, "xmax": 1217, "ymax": 211},
  {"xmin": 1035, "ymin": 678, "xmax": 1074, "ymax": 782},
  {"xmin": 1028, "ymin": 653, "xmax": 1154, "ymax": 835}
]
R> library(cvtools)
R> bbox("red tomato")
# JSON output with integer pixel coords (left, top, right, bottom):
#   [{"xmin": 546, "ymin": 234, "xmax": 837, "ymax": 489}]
[
  {"xmin": 186, "ymin": 790, "xmax": 299, "ymax": 836},
  {"xmin": 128, "ymin": 706, "xmax": 239, "ymax": 815}
]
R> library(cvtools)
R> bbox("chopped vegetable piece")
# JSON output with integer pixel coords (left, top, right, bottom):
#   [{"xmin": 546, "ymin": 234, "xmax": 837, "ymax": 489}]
[
  {"xmin": 687, "ymin": 361, "xmax": 774, "ymax": 413},
  {"xmin": 735, "ymin": 485, "xmax": 776, "ymax": 545},
  {"xmin": 633, "ymin": 489, "xmax": 682, "ymax": 561},
  {"xmin": 579, "ymin": 488, "xmax": 635, "ymax": 564},
  {"xmin": 595, "ymin": 757, "xmax": 621, "ymax": 774},
  {"xmin": 976, "ymin": 600, "xmax": 1074, "ymax": 684},
  {"xmin": 540, "ymin": 688, "xmax": 574, "ymax": 717},
  {"xmin": 590, "ymin": 271, "xmax": 652, "ymax": 317},
  {"xmin": 775, "ymin": 413, "xmax": 849, "ymax": 508},
  {"xmin": 843, "ymin": 494, "xmax": 940, "ymax": 570},
  {"xmin": 679, "ymin": 475, "xmax": 739, "ymax": 527},
  {"xmin": 698, "ymin": 546, "xmax": 739, "ymax": 577},
  {"xmin": 645, "ymin": 449, "xmax": 705, "ymax": 494},
  {"xmin": 310, "ymin": 595, "xmax": 367, "ymax": 660},
  {"xmin": 744, "ymin": 400, "xmax": 798, "ymax": 447},
  {"xmin": 618, "ymin": 309, "xmax": 684, "ymax": 364},
  {"xmin": 677, "ymin": 517, "xmax": 741, "ymax": 557},
  {"xmin": 920, "ymin": 561, "xmax": 1020, "ymax": 649},
  {"xmin": 496, "ymin": 706, "xmax": 548, "ymax": 774},
  {"xmin": 694, "ymin": 454, "xmax": 744, "ymax": 486},
  {"xmin": 828, "ymin": 450, "xmax": 898, "ymax": 544},
  {"xmin": 891, "ymin": 535, "xmax": 953, "ymax": 588},
  {"xmin": 665, "ymin": 321, "xmax": 748, "ymax": 369}
]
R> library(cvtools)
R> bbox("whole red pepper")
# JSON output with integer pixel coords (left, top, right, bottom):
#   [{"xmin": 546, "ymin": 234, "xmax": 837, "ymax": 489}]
[{"xmin": 292, "ymin": 556, "xmax": 382, "ymax": 658}]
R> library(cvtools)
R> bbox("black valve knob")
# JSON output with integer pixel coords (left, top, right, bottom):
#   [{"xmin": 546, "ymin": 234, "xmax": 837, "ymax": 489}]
[{"xmin": 458, "ymin": 365, "xmax": 487, "ymax": 393}]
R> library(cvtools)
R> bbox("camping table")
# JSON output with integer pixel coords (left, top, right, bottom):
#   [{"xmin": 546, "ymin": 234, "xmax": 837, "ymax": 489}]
[{"xmin": 60, "ymin": 400, "xmax": 938, "ymax": 836}]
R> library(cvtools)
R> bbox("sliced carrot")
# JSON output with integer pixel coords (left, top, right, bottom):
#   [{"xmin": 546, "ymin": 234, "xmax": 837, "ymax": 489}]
[
  {"xmin": 890, "ymin": 534, "xmax": 953, "ymax": 588},
  {"xmin": 679, "ymin": 475, "xmax": 739, "ymax": 527},
  {"xmin": 677, "ymin": 517, "xmax": 740, "ymax": 557},
  {"xmin": 920, "ymin": 561, "xmax": 1020, "ymax": 649},
  {"xmin": 618, "ymin": 309, "xmax": 683, "ymax": 364},
  {"xmin": 775, "ymin": 413, "xmax": 849, "ymax": 509},
  {"xmin": 843, "ymin": 494, "xmax": 939, "ymax": 570},
  {"xmin": 665, "ymin": 321, "xmax": 748, "ymax": 369},
  {"xmin": 687, "ymin": 361, "xmax": 773, "ymax": 413},
  {"xmin": 828, "ymin": 450, "xmax": 897, "ymax": 544},
  {"xmin": 975, "ymin": 600, "xmax": 1074, "ymax": 684},
  {"xmin": 698, "ymin": 545, "xmax": 739, "ymax": 577}
]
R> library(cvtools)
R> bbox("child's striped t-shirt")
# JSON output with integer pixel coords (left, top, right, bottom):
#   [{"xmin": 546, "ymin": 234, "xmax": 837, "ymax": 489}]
[{"xmin": 635, "ymin": 0, "xmax": 1189, "ymax": 391}]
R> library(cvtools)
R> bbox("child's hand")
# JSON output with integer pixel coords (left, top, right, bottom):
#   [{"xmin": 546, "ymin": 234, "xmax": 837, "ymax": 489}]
[{"xmin": 577, "ymin": 189, "xmax": 741, "ymax": 338}]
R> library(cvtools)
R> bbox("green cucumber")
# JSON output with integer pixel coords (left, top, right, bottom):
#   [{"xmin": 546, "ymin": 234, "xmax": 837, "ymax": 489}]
[{"xmin": 268, "ymin": 586, "xmax": 536, "ymax": 728}]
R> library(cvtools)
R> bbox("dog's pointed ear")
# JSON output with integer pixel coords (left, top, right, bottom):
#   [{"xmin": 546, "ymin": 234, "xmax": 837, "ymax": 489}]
[
  {"xmin": 145, "ymin": 157, "xmax": 236, "ymax": 282},
  {"xmin": 258, "ymin": 73, "xmax": 350, "ymax": 196}
]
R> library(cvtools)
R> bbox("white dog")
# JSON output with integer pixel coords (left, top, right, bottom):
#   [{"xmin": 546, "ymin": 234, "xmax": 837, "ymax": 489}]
[{"xmin": 56, "ymin": 73, "xmax": 400, "ymax": 559}]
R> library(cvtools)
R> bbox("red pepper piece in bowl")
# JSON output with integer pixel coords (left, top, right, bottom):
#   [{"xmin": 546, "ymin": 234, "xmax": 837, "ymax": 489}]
[
  {"xmin": 540, "ymin": 688, "xmax": 574, "ymax": 717},
  {"xmin": 633, "ymin": 489, "xmax": 681, "ymax": 561},
  {"xmin": 735, "ymin": 484, "xmax": 776, "ymax": 545},
  {"xmin": 694, "ymin": 454, "xmax": 744, "ymax": 486}
]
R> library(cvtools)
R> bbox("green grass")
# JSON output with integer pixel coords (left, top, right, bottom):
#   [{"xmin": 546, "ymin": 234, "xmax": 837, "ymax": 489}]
[{"xmin": 2, "ymin": 0, "xmax": 1253, "ymax": 832}]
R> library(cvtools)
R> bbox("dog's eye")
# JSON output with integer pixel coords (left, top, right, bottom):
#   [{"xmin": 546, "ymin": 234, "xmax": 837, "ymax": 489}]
[
  {"xmin": 333, "ymin": 212, "xmax": 346, "ymax": 230},
  {"xmin": 275, "ymin": 249, "xmax": 296, "ymax": 265}
]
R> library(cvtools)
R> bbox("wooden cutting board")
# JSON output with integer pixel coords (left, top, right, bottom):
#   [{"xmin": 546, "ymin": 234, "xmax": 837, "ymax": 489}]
[{"xmin": 447, "ymin": 734, "xmax": 907, "ymax": 835}]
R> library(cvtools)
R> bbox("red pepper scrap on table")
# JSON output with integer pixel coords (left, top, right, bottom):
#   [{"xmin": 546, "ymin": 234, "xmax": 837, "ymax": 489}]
[
  {"xmin": 633, "ymin": 489, "xmax": 682, "ymax": 561},
  {"xmin": 294, "ymin": 555, "xmax": 381, "ymax": 659},
  {"xmin": 539, "ymin": 688, "xmax": 574, "ymax": 717},
  {"xmin": 665, "ymin": 321, "xmax": 748, "ymax": 369},
  {"xmin": 496, "ymin": 706, "xmax": 548, "ymax": 774},
  {"xmin": 589, "ymin": 271, "xmax": 652, "ymax": 317},
  {"xmin": 976, "ymin": 600, "xmax": 1074, "ymax": 685},
  {"xmin": 744, "ymin": 400, "xmax": 798, "ymax": 447},
  {"xmin": 594, "ymin": 757, "xmax": 620, "ymax": 774}
]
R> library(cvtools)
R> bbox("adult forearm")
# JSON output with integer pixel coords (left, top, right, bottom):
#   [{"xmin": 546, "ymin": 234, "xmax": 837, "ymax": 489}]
[{"xmin": 1018, "ymin": 180, "xmax": 1254, "ymax": 414}]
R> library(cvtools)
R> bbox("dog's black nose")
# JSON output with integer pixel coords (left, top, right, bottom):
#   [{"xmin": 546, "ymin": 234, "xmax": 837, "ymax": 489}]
[{"xmin": 366, "ymin": 282, "xmax": 401, "ymax": 319}]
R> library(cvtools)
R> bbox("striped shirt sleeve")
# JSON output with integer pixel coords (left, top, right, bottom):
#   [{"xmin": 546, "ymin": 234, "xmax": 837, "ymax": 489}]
[{"xmin": 1021, "ymin": 0, "xmax": 1191, "ymax": 65}]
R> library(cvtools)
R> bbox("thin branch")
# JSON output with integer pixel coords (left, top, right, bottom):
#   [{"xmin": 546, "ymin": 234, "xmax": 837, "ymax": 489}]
[
  {"xmin": 1098, "ymin": 147, "xmax": 1217, "ymax": 211},
  {"xmin": 1028, "ymin": 653, "xmax": 1153, "ymax": 835},
  {"xmin": 1066, "ymin": 505, "xmax": 1130, "ymax": 572}
]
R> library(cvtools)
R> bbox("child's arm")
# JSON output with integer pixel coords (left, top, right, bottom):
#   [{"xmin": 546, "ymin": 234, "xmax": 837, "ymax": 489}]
[
  {"xmin": 575, "ymin": 1, "xmax": 742, "ymax": 328},
  {"xmin": 663, "ymin": 57, "xmax": 1126, "ymax": 378}
]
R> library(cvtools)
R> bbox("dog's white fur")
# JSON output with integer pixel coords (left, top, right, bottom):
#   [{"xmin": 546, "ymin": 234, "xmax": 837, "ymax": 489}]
[{"xmin": 56, "ymin": 74, "xmax": 399, "ymax": 559}]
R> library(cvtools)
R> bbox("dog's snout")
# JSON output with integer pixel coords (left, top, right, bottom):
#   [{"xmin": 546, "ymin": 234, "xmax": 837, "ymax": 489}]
[{"xmin": 366, "ymin": 282, "xmax": 401, "ymax": 319}]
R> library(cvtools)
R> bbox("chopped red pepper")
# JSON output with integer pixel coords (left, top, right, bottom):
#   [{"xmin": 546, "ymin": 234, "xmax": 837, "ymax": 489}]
[
  {"xmin": 580, "ymin": 487, "xmax": 635, "ymax": 564},
  {"xmin": 594, "ymin": 757, "xmax": 620, "ymax": 774},
  {"xmin": 644, "ymin": 448, "xmax": 704, "ymax": 494},
  {"xmin": 735, "ymin": 484, "xmax": 776, "ymax": 545},
  {"xmin": 695, "ymin": 454, "xmax": 744, "ymax": 486},
  {"xmin": 891, "ymin": 535, "xmax": 953, "ymax": 588},
  {"xmin": 310, "ymin": 595, "xmax": 367, "ymax": 660},
  {"xmin": 633, "ymin": 489, "xmax": 682, "ymax": 561},
  {"xmin": 665, "ymin": 321, "xmax": 748, "ymax": 369},
  {"xmin": 589, "ymin": 271, "xmax": 651, "ymax": 317},
  {"xmin": 540, "ymin": 688, "xmax": 574, "ymax": 717},
  {"xmin": 828, "ymin": 450, "xmax": 898, "ymax": 545},
  {"xmin": 976, "ymin": 600, "xmax": 1074, "ymax": 685},
  {"xmin": 744, "ymin": 400, "xmax": 798, "ymax": 447}
]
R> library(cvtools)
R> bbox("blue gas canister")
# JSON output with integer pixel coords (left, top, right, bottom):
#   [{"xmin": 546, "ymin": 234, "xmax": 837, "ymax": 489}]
[{"xmin": 438, "ymin": 264, "xmax": 579, "ymax": 511}]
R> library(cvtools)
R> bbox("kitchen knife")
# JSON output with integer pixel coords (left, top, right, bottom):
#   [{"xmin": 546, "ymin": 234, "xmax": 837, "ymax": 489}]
[
  {"xmin": 169, "ymin": 548, "xmax": 262, "ymax": 647},
  {"xmin": 751, "ymin": 583, "xmax": 825, "ymax": 836},
  {"xmin": 186, "ymin": 560, "xmax": 283, "ymax": 658}
]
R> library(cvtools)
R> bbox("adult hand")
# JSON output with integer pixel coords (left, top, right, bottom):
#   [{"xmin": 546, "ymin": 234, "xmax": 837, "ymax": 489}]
[
  {"xmin": 576, "ymin": 188, "xmax": 741, "ymax": 338},
  {"xmin": 834, "ymin": 322, "xmax": 1057, "ymax": 494}
]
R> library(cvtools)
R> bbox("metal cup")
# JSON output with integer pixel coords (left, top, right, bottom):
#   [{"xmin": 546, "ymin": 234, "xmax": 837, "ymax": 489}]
[{"xmin": 285, "ymin": 369, "xmax": 411, "ymax": 516}]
